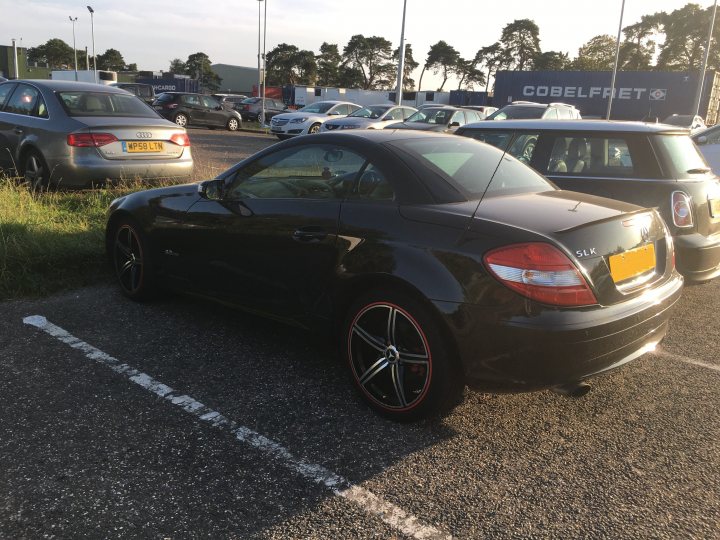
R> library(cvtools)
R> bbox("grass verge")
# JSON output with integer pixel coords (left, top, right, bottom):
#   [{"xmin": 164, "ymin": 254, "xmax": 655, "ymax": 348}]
[{"xmin": 0, "ymin": 175, "xmax": 187, "ymax": 300}]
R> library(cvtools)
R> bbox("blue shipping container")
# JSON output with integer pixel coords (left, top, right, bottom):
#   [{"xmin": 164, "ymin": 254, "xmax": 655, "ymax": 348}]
[
  {"xmin": 136, "ymin": 78, "xmax": 199, "ymax": 94},
  {"xmin": 493, "ymin": 70, "xmax": 717, "ymax": 121},
  {"xmin": 449, "ymin": 90, "xmax": 489, "ymax": 106}
]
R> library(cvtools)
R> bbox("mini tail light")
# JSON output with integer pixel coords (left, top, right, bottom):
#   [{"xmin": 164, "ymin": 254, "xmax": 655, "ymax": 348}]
[
  {"xmin": 484, "ymin": 242, "xmax": 597, "ymax": 307},
  {"xmin": 169, "ymin": 133, "xmax": 190, "ymax": 146},
  {"xmin": 671, "ymin": 191, "xmax": 693, "ymax": 228},
  {"xmin": 67, "ymin": 133, "xmax": 118, "ymax": 147}
]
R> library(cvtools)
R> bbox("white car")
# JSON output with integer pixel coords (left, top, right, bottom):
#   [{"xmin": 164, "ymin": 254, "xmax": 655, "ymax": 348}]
[
  {"xmin": 320, "ymin": 104, "xmax": 417, "ymax": 132},
  {"xmin": 269, "ymin": 101, "xmax": 361, "ymax": 139},
  {"xmin": 693, "ymin": 124, "xmax": 720, "ymax": 174},
  {"xmin": 663, "ymin": 114, "xmax": 707, "ymax": 135}
]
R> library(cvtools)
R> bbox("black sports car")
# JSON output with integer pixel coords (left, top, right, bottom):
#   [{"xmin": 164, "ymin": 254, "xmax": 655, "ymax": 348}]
[{"xmin": 106, "ymin": 130, "xmax": 683, "ymax": 421}]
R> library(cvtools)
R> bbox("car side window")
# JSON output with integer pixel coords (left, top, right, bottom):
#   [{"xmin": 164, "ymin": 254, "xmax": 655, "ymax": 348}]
[
  {"xmin": 460, "ymin": 130, "xmax": 514, "ymax": 152},
  {"xmin": 402, "ymin": 107, "xmax": 415, "ymax": 120},
  {"xmin": 4, "ymin": 84, "xmax": 40, "ymax": 116},
  {"xmin": 465, "ymin": 110, "xmax": 481, "ymax": 123},
  {"xmin": 543, "ymin": 136, "xmax": 636, "ymax": 177},
  {"xmin": 450, "ymin": 111, "xmax": 466, "ymax": 126},
  {"xmin": 557, "ymin": 107, "xmax": 572, "ymax": 119},
  {"xmin": 182, "ymin": 94, "xmax": 200, "ymax": 106},
  {"xmin": 0, "ymin": 83, "xmax": 16, "ymax": 109},
  {"xmin": 226, "ymin": 144, "xmax": 366, "ymax": 200},
  {"xmin": 202, "ymin": 96, "xmax": 220, "ymax": 109},
  {"xmin": 386, "ymin": 108, "xmax": 404, "ymax": 121},
  {"xmin": 506, "ymin": 133, "xmax": 540, "ymax": 164},
  {"xmin": 543, "ymin": 108, "xmax": 559, "ymax": 119},
  {"xmin": 355, "ymin": 164, "xmax": 395, "ymax": 201}
]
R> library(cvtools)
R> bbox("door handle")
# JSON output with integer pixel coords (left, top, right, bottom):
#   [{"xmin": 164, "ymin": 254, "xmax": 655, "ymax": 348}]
[
  {"xmin": 14, "ymin": 127, "xmax": 23, "ymax": 134},
  {"xmin": 292, "ymin": 228, "xmax": 327, "ymax": 242}
]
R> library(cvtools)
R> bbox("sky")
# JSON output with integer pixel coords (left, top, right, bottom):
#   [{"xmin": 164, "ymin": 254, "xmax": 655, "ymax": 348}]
[{"xmin": 0, "ymin": 0, "xmax": 712, "ymax": 90}]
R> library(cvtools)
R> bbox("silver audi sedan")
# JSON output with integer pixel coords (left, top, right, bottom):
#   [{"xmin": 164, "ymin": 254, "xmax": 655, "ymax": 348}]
[{"xmin": 0, "ymin": 80, "xmax": 193, "ymax": 188}]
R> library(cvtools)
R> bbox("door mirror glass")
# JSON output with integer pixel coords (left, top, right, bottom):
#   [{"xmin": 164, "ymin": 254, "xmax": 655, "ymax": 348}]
[{"xmin": 199, "ymin": 179, "xmax": 225, "ymax": 200}]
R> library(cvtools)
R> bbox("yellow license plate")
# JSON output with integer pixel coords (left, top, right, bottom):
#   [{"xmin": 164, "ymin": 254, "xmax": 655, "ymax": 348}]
[
  {"xmin": 609, "ymin": 244, "xmax": 656, "ymax": 283},
  {"xmin": 124, "ymin": 141, "xmax": 164, "ymax": 153}
]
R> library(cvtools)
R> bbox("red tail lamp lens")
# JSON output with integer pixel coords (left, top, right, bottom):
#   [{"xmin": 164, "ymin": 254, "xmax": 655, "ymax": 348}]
[
  {"xmin": 170, "ymin": 133, "xmax": 190, "ymax": 146},
  {"xmin": 671, "ymin": 191, "xmax": 693, "ymax": 228},
  {"xmin": 67, "ymin": 133, "xmax": 118, "ymax": 147},
  {"xmin": 484, "ymin": 242, "xmax": 597, "ymax": 307}
]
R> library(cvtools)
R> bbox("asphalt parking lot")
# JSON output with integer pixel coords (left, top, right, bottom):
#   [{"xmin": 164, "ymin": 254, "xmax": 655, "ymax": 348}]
[{"xmin": 1, "ymin": 130, "xmax": 719, "ymax": 539}]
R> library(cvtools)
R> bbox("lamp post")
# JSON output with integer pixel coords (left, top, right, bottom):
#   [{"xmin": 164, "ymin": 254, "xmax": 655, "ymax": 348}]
[
  {"xmin": 261, "ymin": 0, "xmax": 267, "ymax": 127},
  {"xmin": 606, "ymin": 0, "xmax": 626, "ymax": 120},
  {"xmin": 69, "ymin": 16, "xmax": 78, "ymax": 81},
  {"xmin": 395, "ymin": 0, "xmax": 408, "ymax": 105},
  {"xmin": 693, "ymin": 0, "xmax": 718, "ymax": 118},
  {"xmin": 87, "ymin": 5, "xmax": 97, "ymax": 84},
  {"xmin": 257, "ymin": 0, "xmax": 262, "ymax": 111}
]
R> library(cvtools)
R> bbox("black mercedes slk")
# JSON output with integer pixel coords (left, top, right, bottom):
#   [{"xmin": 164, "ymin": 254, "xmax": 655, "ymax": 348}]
[{"xmin": 106, "ymin": 130, "xmax": 683, "ymax": 421}]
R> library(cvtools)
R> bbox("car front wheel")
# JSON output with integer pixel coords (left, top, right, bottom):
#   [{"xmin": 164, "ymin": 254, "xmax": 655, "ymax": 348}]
[
  {"xmin": 227, "ymin": 117, "xmax": 240, "ymax": 131},
  {"xmin": 308, "ymin": 123, "xmax": 321, "ymax": 134},
  {"xmin": 111, "ymin": 218, "xmax": 156, "ymax": 301},
  {"xmin": 343, "ymin": 289, "xmax": 464, "ymax": 421},
  {"xmin": 174, "ymin": 113, "xmax": 188, "ymax": 127}
]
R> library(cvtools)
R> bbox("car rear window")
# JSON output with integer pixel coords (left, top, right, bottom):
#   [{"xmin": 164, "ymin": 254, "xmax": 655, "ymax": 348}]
[
  {"xmin": 488, "ymin": 106, "xmax": 544, "ymax": 120},
  {"xmin": 655, "ymin": 134, "xmax": 712, "ymax": 176},
  {"xmin": 154, "ymin": 93, "xmax": 175, "ymax": 103},
  {"xmin": 58, "ymin": 91, "xmax": 157, "ymax": 117},
  {"xmin": 388, "ymin": 137, "xmax": 552, "ymax": 199}
]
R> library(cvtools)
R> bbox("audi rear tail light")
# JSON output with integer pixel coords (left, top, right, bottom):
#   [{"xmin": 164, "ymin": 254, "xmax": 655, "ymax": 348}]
[
  {"xmin": 169, "ymin": 133, "xmax": 190, "ymax": 146},
  {"xmin": 484, "ymin": 243, "xmax": 597, "ymax": 307},
  {"xmin": 67, "ymin": 133, "xmax": 118, "ymax": 147},
  {"xmin": 671, "ymin": 191, "xmax": 693, "ymax": 228}
]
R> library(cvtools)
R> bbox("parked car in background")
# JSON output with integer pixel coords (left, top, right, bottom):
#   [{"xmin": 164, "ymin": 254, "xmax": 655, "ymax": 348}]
[
  {"xmin": 152, "ymin": 92, "xmax": 242, "ymax": 131},
  {"xmin": 236, "ymin": 97, "xmax": 286, "ymax": 122},
  {"xmin": 106, "ymin": 130, "xmax": 682, "ymax": 421},
  {"xmin": 692, "ymin": 124, "xmax": 720, "ymax": 174},
  {"xmin": 460, "ymin": 105, "xmax": 498, "ymax": 119},
  {"xmin": 0, "ymin": 80, "xmax": 193, "ymax": 189},
  {"xmin": 662, "ymin": 114, "xmax": 706, "ymax": 134},
  {"xmin": 320, "ymin": 104, "xmax": 417, "ymax": 131},
  {"xmin": 270, "ymin": 101, "xmax": 361, "ymax": 139},
  {"xmin": 386, "ymin": 106, "xmax": 484, "ymax": 133},
  {"xmin": 111, "ymin": 82, "xmax": 155, "ymax": 105},
  {"xmin": 487, "ymin": 101, "xmax": 581, "ymax": 120},
  {"xmin": 458, "ymin": 119, "xmax": 720, "ymax": 281},
  {"xmin": 211, "ymin": 93, "xmax": 248, "ymax": 111}
]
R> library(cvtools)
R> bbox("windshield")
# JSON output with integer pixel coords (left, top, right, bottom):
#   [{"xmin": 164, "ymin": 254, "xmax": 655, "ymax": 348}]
[
  {"xmin": 388, "ymin": 137, "xmax": 552, "ymax": 198},
  {"xmin": 59, "ymin": 91, "xmax": 157, "ymax": 117},
  {"xmin": 487, "ymin": 106, "xmax": 545, "ymax": 120},
  {"xmin": 349, "ymin": 106, "xmax": 390, "ymax": 119},
  {"xmin": 242, "ymin": 97, "xmax": 261, "ymax": 104},
  {"xmin": 299, "ymin": 102, "xmax": 335, "ymax": 114},
  {"xmin": 405, "ymin": 108, "xmax": 455, "ymax": 124}
]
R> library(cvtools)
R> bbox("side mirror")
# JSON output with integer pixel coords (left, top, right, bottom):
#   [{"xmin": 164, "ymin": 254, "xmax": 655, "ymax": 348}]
[
  {"xmin": 697, "ymin": 135, "xmax": 708, "ymax": 145},
  {"xmin": 199, "ymin": 178, "xmax": 225, "ymax": 200},
  {"xmin": 449, "ymin": 121, "xmax": 460, "ymax": 128}
]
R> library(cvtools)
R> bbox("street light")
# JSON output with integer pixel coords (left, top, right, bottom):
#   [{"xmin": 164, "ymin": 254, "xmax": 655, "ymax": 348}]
[
  {"xmin": 606, "ymin": 0, "xmax": 626, "ymax": 120},
  {"xmin": 87, "ymin": 5, "xmax": 97, "ymax": 84},
  {"xmin": 261, "ymin": 0, "xmax": 267, "ymax": 127},
  {"xmin": 257, "ymin": 0, "xmax": 263, "ymax": 125},
  {"xmin": 395, "ymin": 0, "xmax": 408, "ymax": 105},
  {"xmin": 69, "ymin": 16, "xmax": 78, "ymax": 81},
  {"xmin": 693, "ymin": 0, "xmax": 718, "ymax": 118}
]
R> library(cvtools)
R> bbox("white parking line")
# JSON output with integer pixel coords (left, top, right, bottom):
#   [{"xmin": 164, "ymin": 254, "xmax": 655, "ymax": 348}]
[
  {"xmin": 22, "ymin": 315, "xmax": 452, "ymax": 540},
  {"xmin": 656, "ymin": 348, "xmax": 720, "ymax": 373}
]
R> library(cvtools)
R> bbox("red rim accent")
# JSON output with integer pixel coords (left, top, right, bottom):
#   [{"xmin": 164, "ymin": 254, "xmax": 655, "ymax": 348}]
[{"xmin": 347, "ymin": 301, "xmax": 433, "ymax": 412}]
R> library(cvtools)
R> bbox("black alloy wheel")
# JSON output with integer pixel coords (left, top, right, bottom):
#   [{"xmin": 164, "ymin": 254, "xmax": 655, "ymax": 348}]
[
  {"xmin": 112, "ymin": 220, "xmax": 154, "ymax": 300},
  {"xmin": 344, "ymin": 290, "xmax": 463, "ymax": 421},
  {"xmin": 23, "ymin": 150, "xmax": 49, "ymax": 191}
]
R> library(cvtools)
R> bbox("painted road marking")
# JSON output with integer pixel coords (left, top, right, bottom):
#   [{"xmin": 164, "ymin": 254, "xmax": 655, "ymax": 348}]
[
  {"xmin": 22, "ymin": 315, "xmax": 452, "ymax": 540},
  {"xmin": 656, "ymin": 348, "xmax": 720, "ymax": 374}
]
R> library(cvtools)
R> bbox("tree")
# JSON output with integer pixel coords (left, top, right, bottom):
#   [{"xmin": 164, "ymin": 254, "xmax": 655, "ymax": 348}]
[
  {"xmin": 393, "ymin": 43, "xmax": 419, "ymax": 90},
  {"xmin": 27, "ymin": 38, "xmax": 74, "ymax": 69},
  {"xmin": 570, "ymin": 35, "xmax": 617, "ymax": 71},
  {"xmin": 317, "ymin": 43, "xmax": 341, "ymax": 86},
  {"xmin": 453, "ymin": 58, "xmax": 486, "ymax": 90},
  {"xmin": 655, "ymin": 4, "xmax": 720, "ymax": 71},
  {"xmin": 126, "ymin": 63, "xmax": 138, "ymax": 72},
  {"xmin": 475, "ymin": 42, "xmax": 510, "ymax": 92},
  {"xmin": 533, "ymin": 51, "xmax": 570, "ymax": 71},
  {"xmin": 168, "ymin": 58, "xmax": 187, "ymax": 74},
  {"xmin": 185, "ymin": 52, "xmax": 222, "ymax": 92},
  {"xmin": 266, "ymin": 43, "xmax": 317, "ymax": 85},
  {"xmin": 499, "ymin": 19, "xmax": 541, "ymax": 71},
  {"xmin": 619, "ymin": 15, "xmax": 659, "ymax": 70},
  {"xmin": 336, "ymin": 64, "xmax": 365, "ymax": 88},
  {"xmin": 96, "ymin": 48, "xmax": 126, "ymax": 71},
  {"xmin": 416, "ymin": 41, "xmax": 460, "ymax": 92},
  {"xmin": 342, "ymin": 34, "xmax": 396, "ymax": 89}
]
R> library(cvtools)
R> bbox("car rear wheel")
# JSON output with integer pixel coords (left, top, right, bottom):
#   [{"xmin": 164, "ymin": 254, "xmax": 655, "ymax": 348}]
[
  {"xmin": 23, "ymin": 150, "xmax": 50, "ymax": 191},
  {"xmin": 111, "ymin": 218, "xmax": 155, "ymax": 301},
  {"xmin": 227, "ymin": 117, "xmax": 240, "ymax": 131},
  {"xmin": 343, "ymin": 289, "xmax": 464, "ymax": 421},
  {"xmin": 308, "ymin": 123, "xmax": 321, "ymax": 134},
  {"xmin": 174, "ymin": 113, "xmax": 188, "ymax": 128}
]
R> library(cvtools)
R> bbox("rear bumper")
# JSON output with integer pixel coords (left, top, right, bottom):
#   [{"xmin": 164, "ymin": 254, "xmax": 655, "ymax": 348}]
[
  {"xmin": 47, "ymin": 150, "xmax": 194, "ymax": 187},
  {"xmin": 674, "ymin": 231, "xmax": 720, "ymax": 282},
  {"xmin": 436, "ymin": 272, "xmax": 684, "ymax": 392}
]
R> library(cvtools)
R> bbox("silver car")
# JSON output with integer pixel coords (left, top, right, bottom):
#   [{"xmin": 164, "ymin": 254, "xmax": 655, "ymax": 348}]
[
  {"xmin": 0, "ymin": 80, "xmax": 193, "ymax": 189},
  {"xmin": 320, "ymin": 104, "xmax": 417, "ymax": 132}
]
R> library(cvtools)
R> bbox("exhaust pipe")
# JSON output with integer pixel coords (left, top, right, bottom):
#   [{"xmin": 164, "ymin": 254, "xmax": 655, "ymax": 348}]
[{"xmin": 552, "ymin": 381, "xmax": 591, "ymax": 398}]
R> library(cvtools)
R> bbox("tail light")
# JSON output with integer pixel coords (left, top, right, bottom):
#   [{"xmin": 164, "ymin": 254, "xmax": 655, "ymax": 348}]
[
  {"xmin": 671, "ymin": 191, "xmax": 693, "ymax": 228},
  {"xmin": 67, "ymin": 133, "xmax": 118, "ymax": 147},
  {"xmin": 484, "ymin": 242, "xmax": 597, "ymax": 307},
  {"xmin": 169, "ymin": 133, "xmax": 190, "ymax": 146}
]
